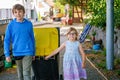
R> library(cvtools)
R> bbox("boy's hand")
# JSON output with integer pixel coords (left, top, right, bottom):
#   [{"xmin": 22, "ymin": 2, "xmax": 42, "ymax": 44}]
[
  {"xmin": 6, "ymin": 57, "xmax": 11, "ymax": 62},
  {"xmin": 32, "ymin": 56, "xmax": 35, "ymax": 60}
]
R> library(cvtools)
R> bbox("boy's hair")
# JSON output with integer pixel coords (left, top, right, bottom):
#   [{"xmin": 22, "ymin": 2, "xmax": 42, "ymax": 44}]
[
  {"xmin": 12, "ymin": 4, "xmax": 25, "ymax": 14},
  {"xmin": 66, "ymin": 27, "xmax": 78, "ymax": 40}
]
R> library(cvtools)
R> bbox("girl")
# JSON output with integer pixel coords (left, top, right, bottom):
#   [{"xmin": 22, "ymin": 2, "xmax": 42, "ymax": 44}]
[{"xmin": 45, "ymin": 27, "xmax": 87, "ymax": 80}]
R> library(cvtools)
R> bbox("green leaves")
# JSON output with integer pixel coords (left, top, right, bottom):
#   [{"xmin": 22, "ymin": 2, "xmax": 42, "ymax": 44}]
[
  {"xmin": 55, "ymin": 0, "xmax": 120, "ymax": 29},
  {"xmin": 55, "ymin": 0, "xmax": 80, "ymax": 6},
  {"xmin": 85, "ymin": 0, "xmax": 120, "ymax": 29},
  {"xmin": 85, "ymin": 0, "xmax": 106, "ymax": 28},
  {"xmin": 114, "ymin": 0, "xmax": 120, "ymax": 28}
]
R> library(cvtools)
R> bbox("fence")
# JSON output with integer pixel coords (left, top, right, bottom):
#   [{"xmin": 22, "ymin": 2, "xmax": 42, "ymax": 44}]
[{"xmin": 0, "ymin": 19, "xmax": 12, "ymax": 25}]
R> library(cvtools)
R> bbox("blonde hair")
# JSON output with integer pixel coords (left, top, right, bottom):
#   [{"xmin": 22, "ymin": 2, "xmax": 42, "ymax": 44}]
[
  {"xmin": 12, "ymin": 4, "xmax": 25, "ymax": 14},
  {"xmin": 66, "ymin": 27, "xmax": 78, "ymax": 40}
]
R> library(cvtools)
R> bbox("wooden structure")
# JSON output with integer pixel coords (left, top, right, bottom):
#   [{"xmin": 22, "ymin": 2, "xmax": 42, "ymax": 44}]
[{"xmin": 73, "ymin": 0, "xmax": 87, "ymax": 23}]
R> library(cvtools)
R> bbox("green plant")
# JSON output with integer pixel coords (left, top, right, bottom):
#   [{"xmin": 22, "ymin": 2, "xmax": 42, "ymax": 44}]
[
  {"xmin": 116, "ymin": 70, "xmax": 120, "ymax": 75},
  {"xmin": 97, "ymin": 62, "xmax": 106, "ymax": 69},
  {"xmin": 84, "ymin": 0, "xmax": 106, "ymax": 29},
  {"xmin": 86, "ymin": 35, "xmax": 91, "ymax": 39},
  {"xmin": 85, "ymin": 0, "xmax": 120, "ymax": 29},
  {"xmin": 91, "ymin": 50, "xmax": 99, "ymax": 54},
  {"xmin": 101, "ymin": 48, "xmax": 106, "ymax": 56},
  {"xmin": 114, "ymin": 58, "xmax": 120, "ymax": 66},
  {"xmin": 92, "ymin": 30, "xmax": 96, "ymax": 36},
  {"xmin": 56, "ymin": 0, "xmax": 80, "ymax": 6},
  {"xmin": 114, "ymin": 0, "xmax": 120, "ymax": 29},
  {"xmin": 54, "ymin": 1, "xmax": 65, "ymax": 14},
  {"xmin": 69, "ymin": 9, "xmax": 73, "ymax": 18}
]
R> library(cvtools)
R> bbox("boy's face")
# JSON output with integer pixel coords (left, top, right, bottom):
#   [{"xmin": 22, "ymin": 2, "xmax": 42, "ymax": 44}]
[{"xmin": 13, "ymin": 9, "xmax": 24, "ymax": 22}]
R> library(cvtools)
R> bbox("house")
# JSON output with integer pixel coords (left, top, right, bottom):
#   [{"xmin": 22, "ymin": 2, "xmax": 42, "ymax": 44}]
[
  {"xmin": 0, "ymin": 0, "xmax": 55, "ymax": 22},
  {"xmin": 0, "ymin": 0, "xmax": 33, "ymax": 20},
  {"xmin": 32, "ymin": 0, "xmax": 54, "ymax": 21}
]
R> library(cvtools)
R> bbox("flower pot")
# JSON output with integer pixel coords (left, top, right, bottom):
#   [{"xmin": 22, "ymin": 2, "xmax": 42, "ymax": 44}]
[
  {"xmin": 93, "ymin": 44, "xmax": 101, "ymax": 50},
  {"xmin": 68, "ymin": 19, "xmax": 73, "ymax": 25},
  {"xmin": 91, "ymin": 36, "xmax": 95, "ymax": 41}
]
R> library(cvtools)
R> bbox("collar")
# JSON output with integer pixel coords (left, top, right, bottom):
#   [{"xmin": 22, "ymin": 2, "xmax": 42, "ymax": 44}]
[{"xmin": 15, "ymin": 18, "xmax": 25, "ymax": 23}]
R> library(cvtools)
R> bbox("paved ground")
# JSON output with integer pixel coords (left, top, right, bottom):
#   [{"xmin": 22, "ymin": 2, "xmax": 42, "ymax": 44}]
[
  {"xmin": 0, "ymin": 22, "xmax": 107, "ymax": 80},
  {"xmin": 59, "ymin": 35, "xmax": 106, "ymax": 80}
]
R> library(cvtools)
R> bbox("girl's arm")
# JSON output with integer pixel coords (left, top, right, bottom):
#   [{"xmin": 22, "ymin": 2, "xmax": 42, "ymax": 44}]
[
  {"xmin": 45, "ymin": 42, "xmax": 65, "ymax": 60},
  {"xmin": 79, "ymin": 44, "xmax": 86, "ymax": 68}
]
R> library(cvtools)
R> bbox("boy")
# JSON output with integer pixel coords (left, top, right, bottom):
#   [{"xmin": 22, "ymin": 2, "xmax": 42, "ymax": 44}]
[{"xmin": 4, "ymin": 4, "xmax": 35, "ymax": 80}]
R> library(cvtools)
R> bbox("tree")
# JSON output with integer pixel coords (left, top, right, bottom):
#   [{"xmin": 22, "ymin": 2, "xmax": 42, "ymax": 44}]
[
  {"xmin": 85, "ymin": 0, "xmax": 120, "ymax": 29},
  {"xmin": 55, "ymin": 0, "xmax": 120, "ymax": 29},
  {"xmin": 55, "ymin": 0, "xmax": 80, "ymax": 6}
]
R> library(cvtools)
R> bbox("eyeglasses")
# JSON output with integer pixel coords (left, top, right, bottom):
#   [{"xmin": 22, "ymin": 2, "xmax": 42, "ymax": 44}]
[{"xmin": 68, "ymin": 32, "xmax": 76, "ymax": 35}]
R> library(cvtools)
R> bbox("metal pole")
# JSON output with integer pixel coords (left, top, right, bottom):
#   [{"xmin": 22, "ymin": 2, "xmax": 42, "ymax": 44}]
[{"xmin": 106, "ymin": 0, "xmax": 114, "ymax": 70}]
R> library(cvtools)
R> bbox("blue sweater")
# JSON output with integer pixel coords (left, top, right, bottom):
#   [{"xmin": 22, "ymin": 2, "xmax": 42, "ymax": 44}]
[{"xmin": 4, "ymin": 18, "xmax": 35, "ymax": 57}]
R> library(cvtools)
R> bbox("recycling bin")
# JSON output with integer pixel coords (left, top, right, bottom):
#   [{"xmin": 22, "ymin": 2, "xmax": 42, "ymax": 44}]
[{"xmin": 32, "ymin": 27, "xmax": 60, "ymax": 80}]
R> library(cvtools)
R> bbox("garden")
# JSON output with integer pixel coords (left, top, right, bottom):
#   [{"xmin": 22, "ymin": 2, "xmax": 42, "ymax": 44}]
[
  {"xmin": 56, "ymin": 0, "xmax": 120, "ymax": 79},
  {"xmin": 84, "ymin": 0, "xmax": 120, "ymax": 79}
]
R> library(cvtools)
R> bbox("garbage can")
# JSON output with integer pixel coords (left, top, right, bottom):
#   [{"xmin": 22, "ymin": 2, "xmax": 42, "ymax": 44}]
[
  {"xmin": 93, "ymin": 44, "xmax": 101, "ymax": 50},
  {"xmin": 32, "ymin": 27, "xmax": 60, "ymax": 80}
]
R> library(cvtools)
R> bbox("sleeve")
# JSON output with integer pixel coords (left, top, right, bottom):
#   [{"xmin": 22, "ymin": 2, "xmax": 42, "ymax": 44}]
[
  {"xmin": 30, "ymin": 23, "xmax": 35, "ymax": 56},
  {"xmin": 4, "ymin": 24, "xmax": 11, "ymax": 57}
]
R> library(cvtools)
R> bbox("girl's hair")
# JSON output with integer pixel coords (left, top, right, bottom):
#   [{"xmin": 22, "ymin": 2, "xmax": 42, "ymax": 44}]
[
  {"xmin": 12, "ymin": 4, "xmax": 25, "ymax": 14},
  {"xmin": 66, "ymin": 27, "xmax": 78, "ymax": 40}
]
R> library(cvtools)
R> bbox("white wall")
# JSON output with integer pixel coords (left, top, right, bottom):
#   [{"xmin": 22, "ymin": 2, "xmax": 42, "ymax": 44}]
[
  {"xmin": 38, "ymin": 1, "xmax": 50, "ymax": 17},
  {"xmin": 32, "ymin": 0, "xmax": 50, "ymax": 17},
  {"xmin": 0, "ymin": 0, "xmax": 33, "ymax": 19},
  {"xmin": 0, "ymin": 9, "xmax": 10, "ymax": 19}
]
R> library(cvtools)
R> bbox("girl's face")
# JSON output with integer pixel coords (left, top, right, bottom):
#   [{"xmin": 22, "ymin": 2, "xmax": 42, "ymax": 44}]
[
  {"xmin": 13, "ymin": 9, "xmax": 24, "ymax": 22},
  {"xmin": 67, "ymin": 31, "xmax": 77, "ymax": 41}
]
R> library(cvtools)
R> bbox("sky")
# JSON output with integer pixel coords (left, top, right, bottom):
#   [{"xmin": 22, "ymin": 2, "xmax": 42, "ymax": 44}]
[{"xmin": 0, "ymin": 0, "xmax": 22, "ymax": 9}]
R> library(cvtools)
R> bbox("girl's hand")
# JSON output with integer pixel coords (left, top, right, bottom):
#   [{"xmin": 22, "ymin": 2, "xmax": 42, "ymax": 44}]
[
  {"xmin": 6, "ymin": 57, "xmax": 11, "ymax": 62},
  {"xmin": 82, "ymin": 63, "xmax": 85, "ymax": 69},
  {"xmin": 45, "ymin": 56, "xmax": 49, "ymax": 60}
]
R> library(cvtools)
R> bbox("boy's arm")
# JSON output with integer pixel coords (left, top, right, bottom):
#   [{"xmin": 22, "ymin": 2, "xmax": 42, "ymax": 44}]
[
  {"xmin": 30, "ymin": 23, "xmax": 35, "ymax": 56},
  {"xmin": 45, "ymin": 42, "xmax": 65, "ymax": 60},
  {"xmin": 4, "ymin": 25, "xmax": 11, "ymax": 57}
]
